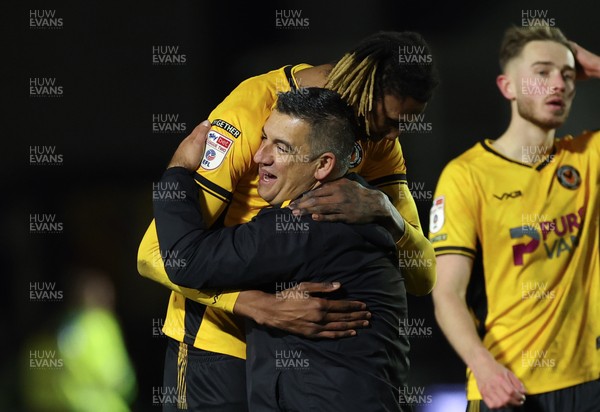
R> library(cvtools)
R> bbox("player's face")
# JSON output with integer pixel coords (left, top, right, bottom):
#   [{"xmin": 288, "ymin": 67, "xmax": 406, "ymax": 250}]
[
  {"xmin": 511, "ymin": 40, "xmax": 576, "ymax": 129},
  {"xmin": 254, "ymin": 111, "xmax": 320, "ymax": 205},
  {"xmin": 366, "ymin": 94, "xmax": 427, "ymax": 141}
]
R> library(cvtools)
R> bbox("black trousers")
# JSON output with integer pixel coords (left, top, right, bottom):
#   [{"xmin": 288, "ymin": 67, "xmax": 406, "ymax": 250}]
[
  {"xmin": 259, "ymin": 370, "xmax": 412, "ymax": 412},
  {"xmin": 161, "ymin": 338, "xmax": 248, "ymax": 411}
]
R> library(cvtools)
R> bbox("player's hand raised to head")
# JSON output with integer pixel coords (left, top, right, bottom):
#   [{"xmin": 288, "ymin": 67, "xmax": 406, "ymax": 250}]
[{"xmin": 570, "ymin": 41, "xmax": 600, "ymax": 80}]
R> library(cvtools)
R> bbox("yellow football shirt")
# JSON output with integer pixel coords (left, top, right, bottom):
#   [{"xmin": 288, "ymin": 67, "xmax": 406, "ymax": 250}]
[{"xmin": 429, "ymin": 131, "xmax": 600, "ymax": 398}]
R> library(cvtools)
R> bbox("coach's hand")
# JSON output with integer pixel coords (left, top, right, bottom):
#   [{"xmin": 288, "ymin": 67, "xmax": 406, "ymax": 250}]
[
  {"xmin": 233, "ymin": 282, "xmax": 370, "ymax": 339},
  {"xmin": 167, "ymin": 120, "xmax": 211, "ymax": 171},
  {"xmin": 472, "ymin": 355, "xmax": 527, "ymax": 409}
]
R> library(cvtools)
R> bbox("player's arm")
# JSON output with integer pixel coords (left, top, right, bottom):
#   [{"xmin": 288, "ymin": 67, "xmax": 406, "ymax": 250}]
[
  {"xmin": 138, "ymin": 112, "xmax": 240, "ymax": 310},
  {"xmin": 379, "ymin": 177, "xmax": 436, "ymax": 296},
  {"xmin": 137, "ymin": 78, "xmax": 258, "ymax": 311},
  {"xmin": 137, "ymin": 221, "xmax": 240, "ymax": 312},
  {"xmin": 142, "ymin": 217, "xmax": 367, "ymax": 337},
  {"xmin": 433, "ymin": 254, "xmax": 526, "ymax": 409},
  {"xmin": 570, "ymin": 42, "xmax": 600, "ymax": 179},
  {"xmin": 289, "ymin": 138, "xmax": 436, "ymax": 296},
  {"xmin": 430, "ymin": 161, "xmax": 525, "ymax": 409},
  {"xmin": 154, "ymin": 166, "xmax": 297, "ymax": 289}
]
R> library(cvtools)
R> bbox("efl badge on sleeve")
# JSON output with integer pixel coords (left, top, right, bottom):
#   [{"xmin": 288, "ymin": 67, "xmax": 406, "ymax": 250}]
[
  {"xmin": 201, "ymin": 130, "xmax": 234, "ymax": 170},
  {"xmin": 429, "ymin": 196, "xmax": 445, "ymax": 233}
]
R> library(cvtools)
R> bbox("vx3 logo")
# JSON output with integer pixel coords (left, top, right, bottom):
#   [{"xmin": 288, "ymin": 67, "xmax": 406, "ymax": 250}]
[{"xmin": 493, "ymin": 190, "xmax": 522, "ymax": 200}]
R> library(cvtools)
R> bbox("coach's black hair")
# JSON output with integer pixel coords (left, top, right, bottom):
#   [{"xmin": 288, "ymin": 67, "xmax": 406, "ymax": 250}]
[{"xmin": 275, "ymin": 87, "xmax": 358, "ymax": 174}]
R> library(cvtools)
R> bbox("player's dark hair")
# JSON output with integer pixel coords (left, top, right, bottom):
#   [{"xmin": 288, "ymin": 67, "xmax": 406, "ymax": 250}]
[
  {"xmin": 325, "ymin": 31, "xmax": 439, "ymax": 136},
  {"xmin": 499, "ymin": 26, "xmax": 574, "ymax": 71},
  {"xmin": 275, "ymin": 87, "xmax": 358, "ymax": 176}
]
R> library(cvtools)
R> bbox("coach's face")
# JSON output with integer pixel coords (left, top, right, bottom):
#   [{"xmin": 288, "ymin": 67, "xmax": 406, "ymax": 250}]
[
  {"xmin": 501, "ymin": 40, "xmax": 576, "ymax": 129},
  {"xmin": 254, "ymin": 111, "xmax": 322, "ymax": 205}
]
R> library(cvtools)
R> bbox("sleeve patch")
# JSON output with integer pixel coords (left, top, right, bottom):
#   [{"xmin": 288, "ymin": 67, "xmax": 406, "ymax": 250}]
[
  {"xmin": 430, "ymin": 233, "xmax": 447, "ymax": 243},
  {"xmin": 201, "ymin": 130, "xmax": 234, "ymax": 171},
  {"xmin": 429, "ymin": 196, "xmax": 445, "ymax": 234},
  {"xmin": 212, "ymin": 119, "xmax": 241, "ymax": 139}
]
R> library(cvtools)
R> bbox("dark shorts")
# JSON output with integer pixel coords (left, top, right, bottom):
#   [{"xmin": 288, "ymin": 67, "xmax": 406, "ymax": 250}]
[
  {"xmin": 161, "ymin": 338, "xmax": 248, "ymax": 412},
  {"xmin": 467, "ymin": 379, "xmax": 600, "ymax": 412}
]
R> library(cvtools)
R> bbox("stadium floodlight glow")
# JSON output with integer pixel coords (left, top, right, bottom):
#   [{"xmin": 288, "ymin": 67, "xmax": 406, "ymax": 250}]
[{"xmin": 418, "ymin": 384, "xmax": 467, "ymax": 412}]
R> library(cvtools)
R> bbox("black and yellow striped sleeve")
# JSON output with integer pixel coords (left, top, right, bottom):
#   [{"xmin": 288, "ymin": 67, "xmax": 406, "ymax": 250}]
[
  {"xmin": 368, "ymin": 173, "xmax": 408, "ymax": 188},
  {"xmin": 194, "ymin": 173, "xmax": 233, "ymax": 205}
]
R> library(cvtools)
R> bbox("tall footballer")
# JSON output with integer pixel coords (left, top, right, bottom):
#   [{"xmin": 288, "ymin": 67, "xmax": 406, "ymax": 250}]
[{"xmin": 431, "ymin": 26, "xmax": 599, "ymax": 411}]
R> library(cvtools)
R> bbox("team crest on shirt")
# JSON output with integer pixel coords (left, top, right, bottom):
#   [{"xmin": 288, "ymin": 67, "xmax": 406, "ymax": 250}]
[
  {"xmin": 556, "ymin": 165, "xmax": 581, "ymax": 190},
  {"xmin": 349, "ymin": 142, "xmax": 363, "ymax": 169},
  {"xmin": 201, "ymin": 130, "xmax": 233, "ymax": 170},
  {"xmin": 429, "ymin": 196, "xmax": 445, "ymax": 234}
]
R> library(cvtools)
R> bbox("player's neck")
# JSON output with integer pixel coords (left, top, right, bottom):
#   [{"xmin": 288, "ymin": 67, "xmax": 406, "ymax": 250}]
[
  {"xmin": 493, "ymin": 114, "xmax": 556, "ymax": 163},
  {"xmin": 294, "ymin": 64, "xmax": 333, "ymax": 88}
]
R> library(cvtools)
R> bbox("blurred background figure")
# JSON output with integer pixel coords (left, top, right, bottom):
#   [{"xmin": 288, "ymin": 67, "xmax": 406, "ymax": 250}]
[{"xmin": 20, "ymin": 269, "xmax": 137, "ymax": 412}]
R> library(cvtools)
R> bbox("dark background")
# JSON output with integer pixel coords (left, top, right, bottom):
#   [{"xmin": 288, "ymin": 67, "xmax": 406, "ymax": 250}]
[{"xmin": 6, "ymin": 0, "xmax": 600, "ymax": 410}]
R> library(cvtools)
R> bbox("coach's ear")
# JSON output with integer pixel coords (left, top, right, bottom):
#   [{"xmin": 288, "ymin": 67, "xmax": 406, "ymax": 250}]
[
  {"xmin": 314, "ymin": 152, "xmax": 336, "ymax": 181},
  {"xmin": 497, "ymin": 73, "xmax": 516, "ymax": 101}
]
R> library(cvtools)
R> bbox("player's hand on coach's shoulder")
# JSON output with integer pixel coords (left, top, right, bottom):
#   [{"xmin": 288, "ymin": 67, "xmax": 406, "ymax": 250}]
[
  {"xmin": 570, "ymin": 41, "xmax": 600, "ymax": 80},
  {"xmin": 167, "ymin": 120, "xmax": 211, "ymax": 171},
  {"xmin": 289, "ymin": 178, "xmax": 406, "ymax": 241},
  {"xmin": 289, "ymin": 178, "xmax": 395, "ymax": 223},
  {"xmin": 471, "ymin": 351, "xmax": 527, "ymax": 409},
  {"xmin": 233, "ymin": 282, "xmax": 371, "ymax": 339},
  {"xmin": 288, "ymin": 178, "xmax": 385, "ymax": 223}
]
